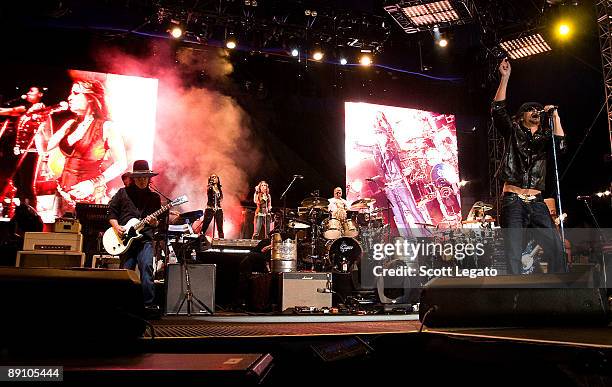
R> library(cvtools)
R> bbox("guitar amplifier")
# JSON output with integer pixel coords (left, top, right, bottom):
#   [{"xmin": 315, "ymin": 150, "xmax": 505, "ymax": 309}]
[
  {"xmin": 54, "ymin": 217, "xmax": 82, "ymax": 233},
  {"xmin": 23, "ymin": 232, "xmax": 83, "ymax": 252},
  {"xmin": 16, "ymin": 250, "xmax": 85, "ymax": 268},
  {"xmin": 280, "ymin": 272, "xmax": 332, "ymax": 311}
]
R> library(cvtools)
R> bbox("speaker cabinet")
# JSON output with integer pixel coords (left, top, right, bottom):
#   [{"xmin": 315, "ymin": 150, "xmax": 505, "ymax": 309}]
[
  {"xmin": 419, "ymin": 273, "xmax": 608, "ymax": 327},
  {"xmin": 165, "ymin": 263, "xmax": 215, "ymax": 315},
  {"xmin": 0, "ymin": 268, "xmax": 145, "ymax": 342},
  {"xmin": 280, "ymin": 272, "xmax": 332, "ymax": 311},
  {"xmin": 16, "ymin": 250, "xmax": 85, "ymax": 268}
]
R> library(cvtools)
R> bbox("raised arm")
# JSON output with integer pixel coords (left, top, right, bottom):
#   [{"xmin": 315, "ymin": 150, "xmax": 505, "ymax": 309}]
[
  {"xmin": 494, "ymin": 58, "xmax": 510, "ymax": 102},
  {"xmin": 491, "ymin": 59, "xmax": 514, "ymax": 136}
]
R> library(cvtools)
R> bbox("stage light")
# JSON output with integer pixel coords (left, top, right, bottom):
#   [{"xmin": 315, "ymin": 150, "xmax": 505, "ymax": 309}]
[
  {"xmin": 312, "ymin": 51, "xmax": 324, "ymax": 61},
  {"xmin": 291, "ymin": 49, "xmax": 299, "ymax": 57},
  {"xmin": 499, "ymin": 33, "xmax": 551, "ymax": 60},
  {"xmin": 384, "ymin": 1, "xmax": 470, "ymax": 34},
  {"xmin": 438, "ymin": 38, "xmax": 448, "ymax": 47},
  {"xmin": 226, "ymin": 38, "xmax": 237, "ymax": 49},
  {"xmin": 340, "ymin": 58, "xmax": 348, "ymax": 65},
  {"xmin": 556, "ymin": 22, "xmax": 572, "ymax": 39},
  {"xmin": 359, "ymin": 55, "xmax": 372, "ymax": 66},
  {"xmin": 402, "ymin": 1, "xmax": 459, "ymax": 26},
  {"xmin": 169, "ymin": 26, "xmax": 183, "ymax": 39}
]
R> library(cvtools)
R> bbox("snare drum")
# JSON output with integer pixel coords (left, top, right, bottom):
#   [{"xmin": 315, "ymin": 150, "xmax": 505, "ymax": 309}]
[
  {"xmin": 322, "ymin": 218, "xmax": 342, "ymax": 240},
  {"xmin": 342, "ymin": 219, "xmax": 359, "ymax": 237}
]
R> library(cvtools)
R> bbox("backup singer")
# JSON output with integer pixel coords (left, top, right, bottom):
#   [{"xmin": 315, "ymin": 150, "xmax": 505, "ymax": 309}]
[
  {"xmin": 252, "ymin": 180, "xmax": 271, "ymax": 239},
  {"xmin": 47, "ymin": 79, "xmax": 127, "ymax": 213},
  {"xmin": 200, "ymin": 174, "xmax": 224, "ymax": 239},
  {"xmin": 108, "ymin": 160, "xmax": 161, "ymax": 309},
  {"xmin": 492, "ymin": 58, "xmax": 567, "ymax": 274}
]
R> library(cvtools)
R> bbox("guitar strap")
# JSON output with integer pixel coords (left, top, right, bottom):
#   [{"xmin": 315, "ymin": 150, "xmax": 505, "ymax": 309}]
[{"xmin": 124, "ymin": 187, "xmax": 146, "ymax": 220}]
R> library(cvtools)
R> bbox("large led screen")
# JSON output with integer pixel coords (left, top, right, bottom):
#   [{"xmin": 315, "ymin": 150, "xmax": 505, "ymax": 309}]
[
  {"xmin": 345, "ymin": 102, "xmax": 461, "ymax": 235},
  {"xmin": 0, "ymin": 70, "xmax": 158, "ymax": 223}
]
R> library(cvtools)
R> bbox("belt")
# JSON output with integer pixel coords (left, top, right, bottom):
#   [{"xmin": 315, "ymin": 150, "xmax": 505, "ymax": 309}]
[{"xmin": 504, "ymin": 192, "xmax": 542, "ymax": 203}]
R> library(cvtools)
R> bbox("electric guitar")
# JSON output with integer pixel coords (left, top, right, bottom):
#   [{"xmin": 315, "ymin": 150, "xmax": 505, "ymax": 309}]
[
  {"xmin": 103, "ymin": 195, "xmax": 188, "ymax": 255},
  {"xmin": 521, "ymin": 240, "xmax": 543, "ymax": 274}
]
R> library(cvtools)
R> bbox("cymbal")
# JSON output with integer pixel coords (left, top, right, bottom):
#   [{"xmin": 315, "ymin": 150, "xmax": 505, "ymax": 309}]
[
  {"xmin": 351, "ymin": 198, "xmax": 376, "ymax": 207},
  {"xmin": 287, "ymin": 217, "xmax": 311, "ymax": 229},
  {"xmin": 301, "ymin": 196, "xmax": 329, "ymax": 209}
]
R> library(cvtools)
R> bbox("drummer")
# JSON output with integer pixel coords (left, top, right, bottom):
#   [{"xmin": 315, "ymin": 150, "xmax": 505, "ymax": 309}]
[{"xmin": 328, "ymin": 187, "xmax": 350, "ymax": 221}]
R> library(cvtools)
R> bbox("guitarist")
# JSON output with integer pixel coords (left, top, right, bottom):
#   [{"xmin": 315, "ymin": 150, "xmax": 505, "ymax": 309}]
[{"xmin": 108, "ymin": 160, "xmax": 161, "ymax": 310}]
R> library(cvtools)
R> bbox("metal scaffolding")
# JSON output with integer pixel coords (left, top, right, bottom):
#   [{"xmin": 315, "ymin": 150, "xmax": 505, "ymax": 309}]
[{"xmin": 597, "ymin": 0, "xmax": 612, "ymax": 155}]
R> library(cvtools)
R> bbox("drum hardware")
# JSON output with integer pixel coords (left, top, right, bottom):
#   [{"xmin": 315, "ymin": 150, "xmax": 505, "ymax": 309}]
[
  {"xmin": 301, "ymin": 196, "xmax": 330, "ymax": 210},
  {"xmin": 287, "ymin": 217, "xmax": 311, "ymax": 229},
  {"xmin": 351, "ymin": 198, "xmax": 376, "ymax": 208}
]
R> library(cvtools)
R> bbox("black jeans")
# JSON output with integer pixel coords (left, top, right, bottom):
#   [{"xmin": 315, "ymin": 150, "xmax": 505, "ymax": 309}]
[
  {"xmin": 501, "ymin": 192, "xmax": 567, "ymax": 274},
  {"xmin": 201, "ymin": 208, "xmax": 224, "ymax": 238}
]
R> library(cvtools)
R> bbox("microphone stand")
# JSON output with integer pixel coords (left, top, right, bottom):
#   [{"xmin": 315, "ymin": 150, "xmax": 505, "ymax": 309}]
[
  {"xmin": 150, "ymin": 183, "xmax": 173, "ymax": 277},
  {"xmin": 279, "ymin": 176, "xmax": 300, "ymax": 234},
  {"xmin": 548, "ymin": 111, "xmax": 567, "ymax": 270}
]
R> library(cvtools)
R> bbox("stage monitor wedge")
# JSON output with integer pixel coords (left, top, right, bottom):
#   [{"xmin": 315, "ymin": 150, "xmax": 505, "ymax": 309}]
[{"xmin": 419, "ymin": 273, "xmax": 609, "ymax": 328}]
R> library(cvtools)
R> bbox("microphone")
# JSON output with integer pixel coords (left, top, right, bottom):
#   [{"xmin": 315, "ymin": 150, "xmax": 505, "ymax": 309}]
[
  {"xmin": 535, "ymin": 106, "xmax": 558, "ymax": 114},
  {"xmin": 576, "ymin": 195, "xmax": 591, "ymax": 200},
  {"xmin": 293, "ymin": 175, "xmax": 304, "ymax": 179},
  {"xmin": 21, "ymin": 94, "xmax": 27, "ymax": 100},
  {"xmin": 366, "ymin": 175, "xmax": 381, "ymax": 182}
]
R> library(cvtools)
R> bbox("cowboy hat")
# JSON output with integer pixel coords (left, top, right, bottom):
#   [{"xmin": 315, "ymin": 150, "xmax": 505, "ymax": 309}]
[{"xmin": 128, "ymin": 160, "xmax": 158, "ymax": 177}]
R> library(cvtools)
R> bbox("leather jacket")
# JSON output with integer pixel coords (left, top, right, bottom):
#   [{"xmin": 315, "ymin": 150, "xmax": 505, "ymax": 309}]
[
  {"xmin": 491, "ymin": 100, "xmax": 566, "ymax": 191},
  {"xmin": 206, "ymin": 185, "xmax": 223, "ymax": 209}
]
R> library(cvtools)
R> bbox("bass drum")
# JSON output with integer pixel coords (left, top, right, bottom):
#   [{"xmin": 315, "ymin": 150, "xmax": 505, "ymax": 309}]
[{"xmin": 326, "ymin": 237, "xmax": 363, "ymax": 273}]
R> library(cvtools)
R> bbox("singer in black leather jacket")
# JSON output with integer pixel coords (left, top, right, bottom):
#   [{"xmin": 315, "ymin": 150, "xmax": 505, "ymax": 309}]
[
  {"xmin": 199, "ymin": 174, "xmax": 224, "ymax": 239},
  {"xmin": 491, "ymin": 100, "xmax": 567, "ymax": 191},
  {"xmin": 492, "ymin": 58, "xmax": 567, "ymax": 275}
]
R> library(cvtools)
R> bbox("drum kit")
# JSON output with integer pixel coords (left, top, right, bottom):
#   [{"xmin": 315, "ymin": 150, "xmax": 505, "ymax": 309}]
[{"xmin": 280, "ymin": 195, "xmax": 389, "ymax": 273}]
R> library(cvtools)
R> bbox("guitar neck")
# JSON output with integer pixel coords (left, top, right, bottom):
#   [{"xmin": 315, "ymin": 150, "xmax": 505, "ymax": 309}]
[{"xmin": 135, "ymin": 202, "xmax": 173, "ymax": 229}]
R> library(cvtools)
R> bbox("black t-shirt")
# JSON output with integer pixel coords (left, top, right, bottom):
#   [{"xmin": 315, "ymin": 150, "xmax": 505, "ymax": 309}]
[{"xmin": 108, "ymin": 186, "xmax": 161, "ymax": 240}]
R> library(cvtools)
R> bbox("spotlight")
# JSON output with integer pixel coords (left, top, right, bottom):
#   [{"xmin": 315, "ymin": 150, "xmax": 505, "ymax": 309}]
[
  {"xmin": 557, "ymin": 22, "xmax": 572, "ymax": 38},
  {"xmin": 359, "ymin": 55, "xmax": 372, "ymax": 66},
  {"xmin": 340, "ymin": 58, "xmax": 348, "ymax": 65},
  {"xmin": 169, "ymin": 26, "xmax": 183, "ymax": 39},
  {"xmin": 438, "ymin": 38, "xmax": 448, "ymax": 47},
  {"xmin": 291, "ymin": 49, "xmax": 299, "ymax": 57},
  {"xmin": 226, "ymin": 38, "xmax": 237, "ymax": 49},
  {"xmin": 312, "ymin": 51, "xmax": 324, "ymax": 61}
]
